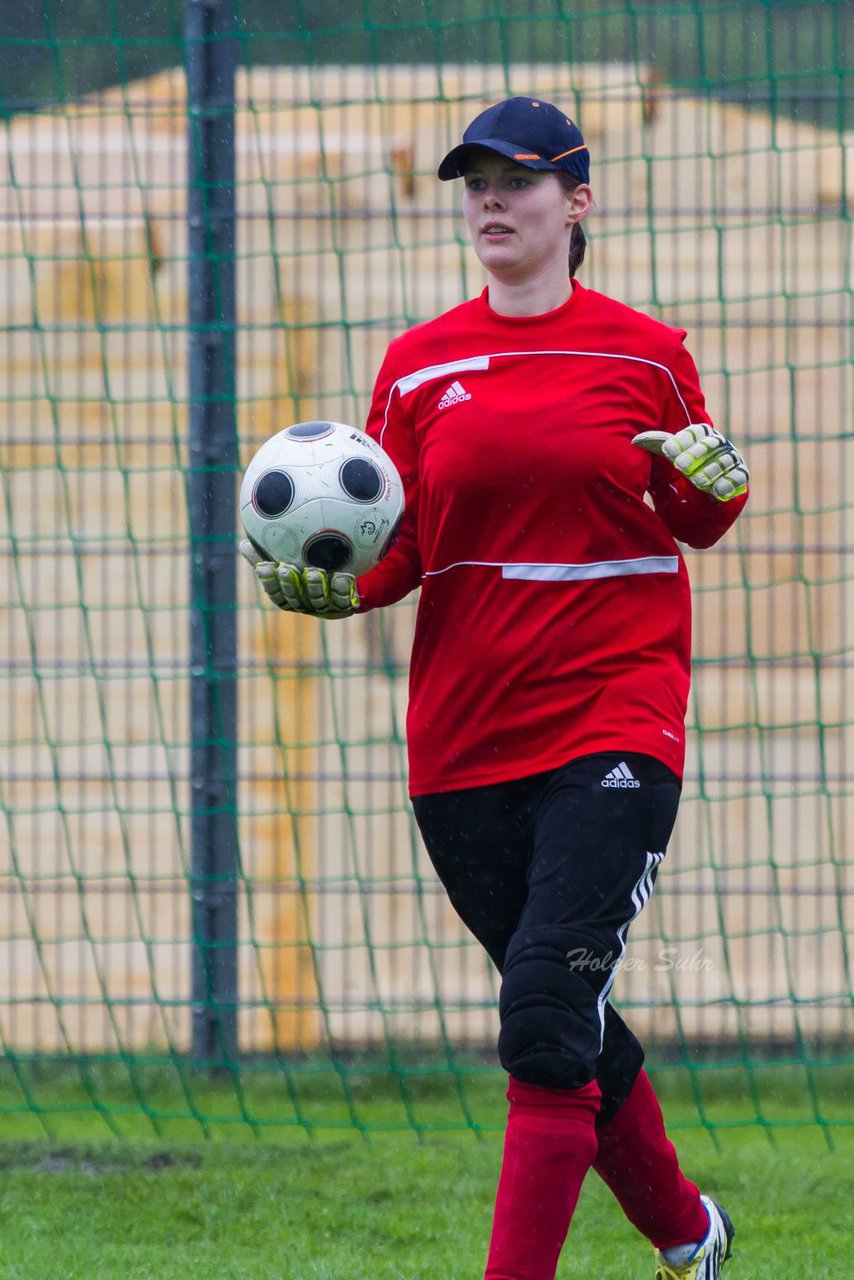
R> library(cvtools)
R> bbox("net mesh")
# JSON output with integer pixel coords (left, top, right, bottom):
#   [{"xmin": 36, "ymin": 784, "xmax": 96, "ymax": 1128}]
[{"xmin": 1, "ymin": 1, "xmax": 852, "ymax": 1140}]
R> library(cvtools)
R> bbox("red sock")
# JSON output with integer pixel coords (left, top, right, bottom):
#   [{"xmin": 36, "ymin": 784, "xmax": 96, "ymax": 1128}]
[
  {"xmin": 484, "ymin": 1077, "xmax": 601, "ymax": 1280},
  {"xmin": 593, "ymin": 1068, "xmax": 709, "ymax": 1250}
]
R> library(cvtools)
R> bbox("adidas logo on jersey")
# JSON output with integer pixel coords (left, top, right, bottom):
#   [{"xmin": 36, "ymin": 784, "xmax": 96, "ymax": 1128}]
[
  {"xmin": 601, "ymin": 762, "xmax": 640, "ymax": 789},
  {"xmin": 437, "ymin": 380, "xmax": 471, "ymax": 409}
]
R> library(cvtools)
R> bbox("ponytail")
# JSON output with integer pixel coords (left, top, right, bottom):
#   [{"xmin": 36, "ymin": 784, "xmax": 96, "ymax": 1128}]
[
  {"xmin": 556, "ymin": 172, "xmax": 588, "ymax": 278},
  {"xmin": 568, "ymin": 223, "xmax": 586, "ymax": 278}
]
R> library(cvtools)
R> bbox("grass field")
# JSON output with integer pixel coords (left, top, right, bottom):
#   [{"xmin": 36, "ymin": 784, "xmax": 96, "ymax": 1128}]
[{"xmin": 0, "ymin": 1063, "xmax": 851, "ymax": 1278}]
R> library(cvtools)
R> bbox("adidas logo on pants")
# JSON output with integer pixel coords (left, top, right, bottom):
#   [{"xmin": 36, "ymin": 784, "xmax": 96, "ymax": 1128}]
[{"xmin": 601, "ymin": 762, "xmax": 641, "ymax": 789}]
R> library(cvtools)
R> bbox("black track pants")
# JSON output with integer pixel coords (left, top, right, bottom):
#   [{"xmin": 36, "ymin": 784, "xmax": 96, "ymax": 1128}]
[{"xmin": 412, "ymin": 752, "xmax": 681, "ymax": 1120}]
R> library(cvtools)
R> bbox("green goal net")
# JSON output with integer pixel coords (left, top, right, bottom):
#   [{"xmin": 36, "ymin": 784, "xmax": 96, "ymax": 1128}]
[{"xmin": 1, "ymin": 0, "xmax": 852, "ymax": 1142}]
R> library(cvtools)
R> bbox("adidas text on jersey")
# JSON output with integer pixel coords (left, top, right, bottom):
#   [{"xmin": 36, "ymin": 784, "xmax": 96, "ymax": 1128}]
[{"xmin": 437, "ymin": 380, "xmax": 471, "ymax": 409}]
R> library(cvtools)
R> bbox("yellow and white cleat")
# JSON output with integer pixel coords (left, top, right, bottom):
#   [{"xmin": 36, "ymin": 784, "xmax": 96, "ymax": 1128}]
[{"xmin": 654, "ymin": 1196, "xmax": 734, "ymax": 1280}]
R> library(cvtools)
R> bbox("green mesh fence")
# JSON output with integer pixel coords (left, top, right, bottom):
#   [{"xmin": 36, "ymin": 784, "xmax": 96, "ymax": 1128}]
[{"xmin": 1, "ymin": 1, "xmax": 852, "ymax": 1142}]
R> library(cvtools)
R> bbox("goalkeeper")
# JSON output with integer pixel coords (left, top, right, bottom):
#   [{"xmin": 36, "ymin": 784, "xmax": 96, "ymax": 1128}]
[{"xmin": 242, "ymin": 96, "xmax": 748, "ymax": 1280}]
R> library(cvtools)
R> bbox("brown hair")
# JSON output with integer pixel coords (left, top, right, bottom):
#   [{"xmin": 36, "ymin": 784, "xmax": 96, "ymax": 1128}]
[{"xmin": 557, "ymin": 172, "xmax": 587, "ymax": 278}]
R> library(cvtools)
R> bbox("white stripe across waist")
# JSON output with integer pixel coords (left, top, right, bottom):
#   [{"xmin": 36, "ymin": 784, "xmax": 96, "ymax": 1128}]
[{"xmin": 423, "ymin": 555, "xmax": 679, "ymax": 581}]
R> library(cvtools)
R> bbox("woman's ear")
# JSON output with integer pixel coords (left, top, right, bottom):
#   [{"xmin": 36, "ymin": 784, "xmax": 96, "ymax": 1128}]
[{"xmin": 566, "ymin": 182, "xmax": 593, "ymax": 225}]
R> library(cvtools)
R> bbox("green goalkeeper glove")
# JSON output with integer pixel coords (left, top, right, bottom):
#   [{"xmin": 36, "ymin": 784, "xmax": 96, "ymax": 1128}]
[
  {"xmin": 239, "ymin": 540, "xmax": 360, "ymax": 619},
  {"xmin": 632, "ymin": 423, "xmax": 749, "ymax": 502}
]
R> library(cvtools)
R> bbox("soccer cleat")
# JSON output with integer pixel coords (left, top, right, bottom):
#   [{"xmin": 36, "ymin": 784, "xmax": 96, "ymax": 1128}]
[{"xmin": 653, "ymin": 1196, "xmax": 734, "ymax": 1280}]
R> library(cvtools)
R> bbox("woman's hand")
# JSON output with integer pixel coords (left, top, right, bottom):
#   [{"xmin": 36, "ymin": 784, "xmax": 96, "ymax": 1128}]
[
  {"xmin": 632, "ymin": 424, "xmax": 749, "ymax": 502},
  {"xmin": 239, "ymin": 540, "xmax": 360, "ymax": 619}
]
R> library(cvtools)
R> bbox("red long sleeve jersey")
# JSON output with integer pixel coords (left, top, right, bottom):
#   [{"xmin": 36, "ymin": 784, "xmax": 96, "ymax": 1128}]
[{"xmin": 357, "ymin": 282, "xmax": 747, "ymax": 795}]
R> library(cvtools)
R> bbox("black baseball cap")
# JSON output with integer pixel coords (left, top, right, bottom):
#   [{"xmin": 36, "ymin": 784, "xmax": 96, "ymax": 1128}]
[{"xmin": 438, "ymin": 96, "xmax": 589, "ymax": 184}]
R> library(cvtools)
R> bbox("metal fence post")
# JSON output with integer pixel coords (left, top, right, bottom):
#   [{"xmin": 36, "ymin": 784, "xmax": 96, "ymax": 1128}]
[{"xmin": 185, "ymin": 0, "xmax": 239, "ymax": 1066}]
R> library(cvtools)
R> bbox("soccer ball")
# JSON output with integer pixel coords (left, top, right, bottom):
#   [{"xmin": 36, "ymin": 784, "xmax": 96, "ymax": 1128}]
[{"xmin": 239, "ymin": 420, "xmax": 405, "ymax": 576}]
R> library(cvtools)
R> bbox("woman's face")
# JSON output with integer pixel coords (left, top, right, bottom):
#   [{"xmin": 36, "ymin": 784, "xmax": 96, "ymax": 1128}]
[{"xmin": 461, "ymin": 152, "xmax": 584, "ymax": 283}]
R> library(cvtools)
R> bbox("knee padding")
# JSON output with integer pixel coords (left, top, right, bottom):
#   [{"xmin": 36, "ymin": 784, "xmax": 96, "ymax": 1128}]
[{"xmin": 498, "ymin": 928, "xmax": 612, "ymax": 1090}]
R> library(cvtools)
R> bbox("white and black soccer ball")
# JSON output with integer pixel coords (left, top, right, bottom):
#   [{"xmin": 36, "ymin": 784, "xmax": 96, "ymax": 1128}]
[{"xmin": 239, "ymin": 420, "xmax": 405, "ymax": 576}]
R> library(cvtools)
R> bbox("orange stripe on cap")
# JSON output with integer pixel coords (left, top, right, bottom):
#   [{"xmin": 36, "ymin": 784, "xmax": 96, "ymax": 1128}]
[
  {"xmin": 550, "ymin": 143, "xmax": 589, "ymax": 162},
  {"xmin": 514, "ymin": 152, "xmax": 541, "ymax": 161}
]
